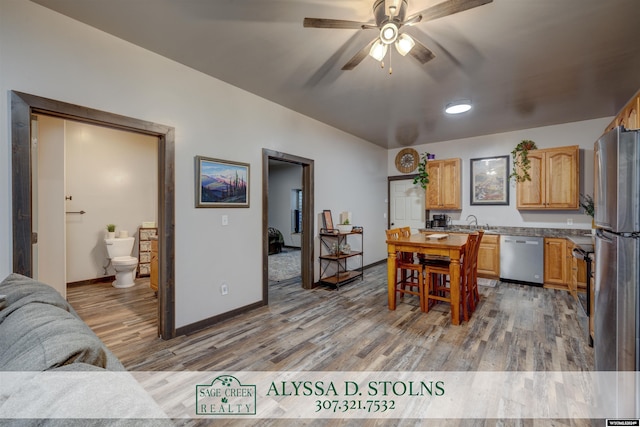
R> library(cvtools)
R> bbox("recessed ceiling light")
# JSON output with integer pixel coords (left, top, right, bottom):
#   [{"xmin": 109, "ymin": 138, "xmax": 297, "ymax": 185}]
[{"xmin": 445, "ymin": 100, "xmax": 472, "ymax": 114}]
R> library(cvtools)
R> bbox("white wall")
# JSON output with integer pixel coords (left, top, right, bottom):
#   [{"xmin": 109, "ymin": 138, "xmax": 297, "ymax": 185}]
[
  {"xmin": 268, "ymin": 163, "xmax": 302, "ymax": 248},
  {"xmin": 388, "ymin": 118, "xmax": 612, "ymax": 230},
  {"xmin": 64, "ymin": 120, "xmax": 158, "ymax": 283},
  {"xmin": 0, "ymin": 0, "xmax": 388, "ymax": 328},
  {"xmin": 36, "ymin": 115, "xmax": 66, "ymax": 297}
]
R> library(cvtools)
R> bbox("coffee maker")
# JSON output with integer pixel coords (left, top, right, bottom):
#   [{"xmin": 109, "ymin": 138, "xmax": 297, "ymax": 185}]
[{"xmin": 432, "ymin": 214, "xmax": 449, "ymax": 228}]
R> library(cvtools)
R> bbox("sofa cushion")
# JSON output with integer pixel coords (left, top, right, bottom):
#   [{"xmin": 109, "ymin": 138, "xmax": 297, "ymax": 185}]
[
  {"xmin": 0, "ymin": 274, "xmax": 72, "ymax": 324},
  {"xmin": 0, "ymin": 301, "xmax": 110, "ymax": 371}
]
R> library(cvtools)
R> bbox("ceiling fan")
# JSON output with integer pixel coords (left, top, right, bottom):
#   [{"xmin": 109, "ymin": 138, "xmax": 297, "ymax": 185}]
[{"xmin": 303, "ymin": 0, "xmax": 493, "ymax": 72}]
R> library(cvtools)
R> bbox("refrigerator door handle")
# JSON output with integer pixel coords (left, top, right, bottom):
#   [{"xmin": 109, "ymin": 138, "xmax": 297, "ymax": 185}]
[{"xmin": 596, "ymin": 228, "xmax": 614, "ymax": 242}]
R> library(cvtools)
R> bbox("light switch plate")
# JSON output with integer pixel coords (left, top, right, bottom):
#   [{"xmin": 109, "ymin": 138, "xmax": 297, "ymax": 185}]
[{"xmin": 222, "ymin": 215, "xmax": 229, "ymax": 226}]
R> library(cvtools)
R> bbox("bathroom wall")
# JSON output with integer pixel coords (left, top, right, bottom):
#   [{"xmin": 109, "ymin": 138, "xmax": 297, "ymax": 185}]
[
  {"xmin": 64, "ymin": 120, "xmax": 158, "ymax": 283},
  {"xmin": 268, "ymin": 162, "xmax": 303, "ymax": 248}
]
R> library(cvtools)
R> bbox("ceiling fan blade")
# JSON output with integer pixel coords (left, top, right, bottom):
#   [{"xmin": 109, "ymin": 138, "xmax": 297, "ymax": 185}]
[
  {"xmin": 342, "ymin": 38, "xmax": 379, "ymax": 70},
  {"xmin": 304, "ymin": 17, "xmax": 377, "ymax": 30},
  {"xmin": 404, "ymin": 0, "xmax": 493, "ymax": 26},
  {"xmin": 408, "ymin": 38, "xmax": 435, "ymax": 64}
]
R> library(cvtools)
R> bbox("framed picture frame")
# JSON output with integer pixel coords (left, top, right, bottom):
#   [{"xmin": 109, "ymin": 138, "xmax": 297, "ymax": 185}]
[
  {"xmin": 195, "ymin": 155, "xmax": 250, "ymax": 208},
  {"xmin": 322, "ymin": 210, "xmax": 334, "ymax": 231},
  {"xmin": 470, "ymin": 155, "xmax": 509, "ymax": 205}
]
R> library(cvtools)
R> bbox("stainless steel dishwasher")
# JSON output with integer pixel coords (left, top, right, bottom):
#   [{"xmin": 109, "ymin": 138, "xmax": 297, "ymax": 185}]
[{"xmin": 499, "ymin": 235, "xmax": 544, "ymax": 286}]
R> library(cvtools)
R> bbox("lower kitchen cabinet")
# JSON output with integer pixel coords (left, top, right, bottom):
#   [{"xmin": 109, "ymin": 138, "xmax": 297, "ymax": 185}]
[
  {"xmin": 477, "ymin": 234, "xmax": 500, "ymax": 279},
  {"xmin": 544, "ymin": 237, "xmax": 567, "ymax": 289},
  {"xmin": 565, "ymin": 240, "xmax": 588, "ymax": 297}
]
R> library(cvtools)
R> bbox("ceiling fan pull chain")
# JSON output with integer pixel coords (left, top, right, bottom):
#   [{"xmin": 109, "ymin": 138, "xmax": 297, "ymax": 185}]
[{"xmin": 389, "ymin": 47, "xmax": 393, "ymax": 75}]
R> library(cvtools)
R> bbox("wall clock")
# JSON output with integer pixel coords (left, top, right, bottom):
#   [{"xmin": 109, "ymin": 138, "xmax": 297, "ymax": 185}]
[{"xmin": 395, "ymin": 148, "xmax": 419, "ymax": 173}]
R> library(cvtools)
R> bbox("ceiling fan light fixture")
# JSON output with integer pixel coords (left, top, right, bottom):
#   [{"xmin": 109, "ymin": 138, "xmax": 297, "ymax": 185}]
[
  {"xmin": 395, "ymin": 33, "xmax": 415, "ymax": 56},
  {"xmin": 380, "ymin": 23, "xmax": 398, "ymax": 44},
  {"xmin": 445, "ymin": 100, "xmax": 472, "ymax": 114},
  {"xmin": 369, "ymin": 40, "xmax": 388, "ymax": 62}
]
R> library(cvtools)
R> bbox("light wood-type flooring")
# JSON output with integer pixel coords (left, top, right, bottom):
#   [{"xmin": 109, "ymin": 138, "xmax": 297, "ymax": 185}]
[{"xmin": 67, "ymin": 263, "xmax": 594, "ymax": 426}]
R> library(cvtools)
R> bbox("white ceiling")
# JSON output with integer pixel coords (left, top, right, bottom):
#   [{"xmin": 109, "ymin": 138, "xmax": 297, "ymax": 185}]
[{"xmin": 31, "ymin": 0, "xmax": 640, "ymax": 148}]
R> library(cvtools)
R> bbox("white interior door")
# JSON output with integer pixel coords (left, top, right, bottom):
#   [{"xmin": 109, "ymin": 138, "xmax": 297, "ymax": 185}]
[
  {"xmin": 389, "ymin": 179, "xmax": 425, "ymax": 232},
  {"xmin": 34, "ymin": 115, "xmax": 67, "ymax": 297}
]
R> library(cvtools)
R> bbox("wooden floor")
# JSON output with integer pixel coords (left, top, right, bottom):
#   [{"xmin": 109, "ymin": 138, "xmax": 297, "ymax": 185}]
[
  {"xmin": 67, "ymin": 264, "xmax": 594, "ymax": 425},
  {"xmin": 67, "ymin": 264, "xmax": 593, "ymax": 372}
]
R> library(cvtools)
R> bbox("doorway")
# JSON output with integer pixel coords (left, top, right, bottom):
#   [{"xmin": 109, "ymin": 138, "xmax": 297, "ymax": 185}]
[
  {"xmin": 10, "ymin": 91, "xmax": 176, "ymax": 339},
  {"xmin": 267, "ymin": 159, "xmax": 303, "ymax": 283},
  {"xmin": 262, "ymin": 149, "xmax": 314, "ymax": 301},
  {"xmin": 34, "ymin": 114, "xmax": 158, "ymax": 297}
]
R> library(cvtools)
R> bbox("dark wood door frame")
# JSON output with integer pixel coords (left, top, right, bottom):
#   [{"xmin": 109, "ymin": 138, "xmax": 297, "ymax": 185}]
[
  {"xmin": 262, "ymin": 149, "xmax": 314, "ymax": 299},
  {"xmin": 10, "ymin": 91, "xmax": 176, "ymax": 339}
]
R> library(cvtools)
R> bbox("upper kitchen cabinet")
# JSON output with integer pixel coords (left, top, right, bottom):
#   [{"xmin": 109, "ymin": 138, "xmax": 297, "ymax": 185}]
[
  {"xmin": 516, "ymin": 146, "xmax": 579, "ymax": 210},
  {"xmin": 425, "ymin": 158, "xmax": 461, "ymax": 210},
  {"xmin": 605, "ymin": 89, "xmax": 640, "ymax": 132}
]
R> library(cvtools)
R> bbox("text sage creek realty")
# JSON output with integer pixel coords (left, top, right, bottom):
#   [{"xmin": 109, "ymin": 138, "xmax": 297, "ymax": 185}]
[{"xmin": 267, "ymin": 380, "xmax": 445, "ymax": 397}]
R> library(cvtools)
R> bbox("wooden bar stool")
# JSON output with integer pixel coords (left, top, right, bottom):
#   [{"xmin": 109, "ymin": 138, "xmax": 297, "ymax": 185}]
[
  {"xmin": 465, "ymin": 230, "xmax": 484, "ymax": 315},
  {"xmin": 424, "ymin": 232, "xmax": 480, "ymax": 322}
]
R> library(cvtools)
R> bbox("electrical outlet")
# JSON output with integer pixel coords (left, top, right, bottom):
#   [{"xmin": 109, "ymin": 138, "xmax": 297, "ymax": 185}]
[
  {"xmin": 567, "ymin": 218, "xmax": 573, "ymax": 225},
  {"xmin": 220, "ymin": 283, "xmax": 229, "ymax": 295},
  {"xmin": 222, "ymin": 215, "xmax": 229, "ymax": 226}
]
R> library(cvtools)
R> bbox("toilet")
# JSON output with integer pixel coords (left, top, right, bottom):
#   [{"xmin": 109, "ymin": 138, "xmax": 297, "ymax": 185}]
[{"xmin": 104, "ymin": 237, "xmax": 138, "ymax": 288}]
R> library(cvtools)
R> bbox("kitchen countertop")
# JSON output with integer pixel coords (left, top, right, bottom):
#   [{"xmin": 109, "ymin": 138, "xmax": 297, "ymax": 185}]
[
  {"xmin": 422, "ymin": 225, "xmax": 595, "ymax": 239},
  {"xmin": 422, "ymin": 225, "xmax": 596, "ymax": 254}
]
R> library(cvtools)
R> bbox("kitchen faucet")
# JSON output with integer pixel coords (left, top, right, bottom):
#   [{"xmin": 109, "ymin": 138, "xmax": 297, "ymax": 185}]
[{"xmin": 466, "ymin": 214, "xmax": 478, "ymax": 229}]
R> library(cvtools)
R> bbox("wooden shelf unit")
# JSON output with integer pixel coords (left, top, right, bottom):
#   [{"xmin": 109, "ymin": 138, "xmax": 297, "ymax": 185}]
[
  {"xmin": 319, "ymin": 230, "xmax": 363, "ymax": 289},
  {"xmin": 138, "ymin": 227, "xmax": 157, "ymax": 277}
]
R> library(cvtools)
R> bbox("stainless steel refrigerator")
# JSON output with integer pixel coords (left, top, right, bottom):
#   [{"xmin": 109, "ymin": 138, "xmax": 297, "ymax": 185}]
[{"xmin": 594, "ymin": 126, "xmax": 640, "ymax": 417}]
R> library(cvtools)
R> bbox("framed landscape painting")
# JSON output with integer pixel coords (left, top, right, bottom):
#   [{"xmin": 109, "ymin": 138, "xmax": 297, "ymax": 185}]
[
  {"xmin": 470, "ymin": 155, "xmax": 509, "ymax": 205},
  {"xmin": 195, "ymin": 156, "xmax": 250, "ymax": 208}
]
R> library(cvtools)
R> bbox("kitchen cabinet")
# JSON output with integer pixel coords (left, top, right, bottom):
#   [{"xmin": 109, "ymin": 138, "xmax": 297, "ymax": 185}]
[
  {"xmin": 425, "ymin": 158, "xmax": 461, "ymax": 210},
  {"xmin": 565, "ymin": 240, "xmax": 588, "ymax": 297},
  {"xmin": 605, "ymin": 89, "xmax": 640, "ymax": 132},
  {"xmin": 544, "ymin": 237, "xmax": 567, "ymax": 289},
  {"xmin": 477, "ymin": 234, "xmax": 500, "ymax": 279},
  {"xmin": 516, "ymin": 146, "xmax": 579, "ymax": 210},
  {"xmin": 565, "ymin": 241, "xmax": 579, "ymax": 297}
]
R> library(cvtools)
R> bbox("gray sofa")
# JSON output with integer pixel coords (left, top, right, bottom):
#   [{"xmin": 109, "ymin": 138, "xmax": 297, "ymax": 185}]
[
  {"xmin": 0, "ymin": 273, "xmax": 170, "ymax": 424},
  {"xmin": 0, "ymin": 273, "xmax": 124, "ymax": 372}
]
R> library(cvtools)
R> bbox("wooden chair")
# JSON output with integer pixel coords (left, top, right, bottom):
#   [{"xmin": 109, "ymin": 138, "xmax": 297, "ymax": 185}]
[
  {"xmin": 424, "ymin": 232, "xmax": 480, "ymax": 322},
  {"xmin": 386, "ymin": 228, "xmax": 426, "ymax": 311},
  {"xmin": 465, "ymin": 230, "xmax": 484, "ymax": 314}
]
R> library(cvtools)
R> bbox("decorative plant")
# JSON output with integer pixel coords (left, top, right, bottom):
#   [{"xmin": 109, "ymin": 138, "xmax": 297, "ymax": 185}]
[
  {"xmin": 509, "ymin": 140, "xmax": 538, "ymax": 182},
  {"xmin": 342, "ymin": 218, "xmax": 350, "ymax": 225},
  {"xmin": 106, "ymin": 224, "xmax": 116, "ymax": 232},
  {"xmin": 580, "ymin": 194, "xmax": 595, "ymax": 218},
  {"xmin": 412, "ymin": 152, "xmax": 431, "ymax": 189}
]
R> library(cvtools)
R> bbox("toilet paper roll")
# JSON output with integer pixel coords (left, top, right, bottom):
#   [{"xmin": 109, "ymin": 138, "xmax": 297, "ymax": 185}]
[{"xmin": 119, "ymin": 230, "xmax": 129, "ymax": 238}]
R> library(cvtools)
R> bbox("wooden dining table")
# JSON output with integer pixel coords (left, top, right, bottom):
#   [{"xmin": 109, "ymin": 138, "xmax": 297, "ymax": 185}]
[{"xmin": 386, "ymin": 233, "xmax": 468, "ymax": 325}]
